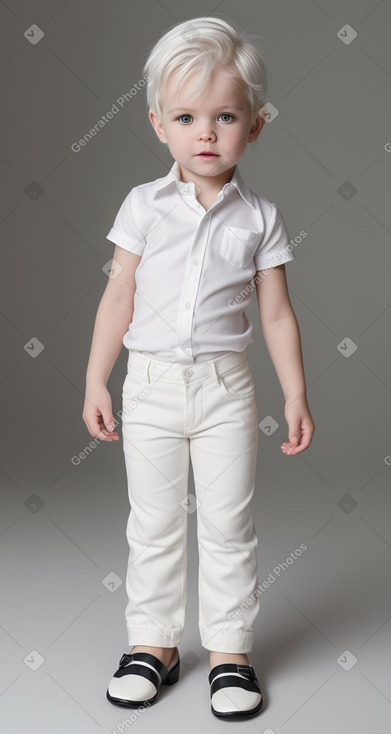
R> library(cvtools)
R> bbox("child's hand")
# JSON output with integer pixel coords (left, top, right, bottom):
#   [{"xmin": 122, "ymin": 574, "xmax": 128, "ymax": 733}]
[
  {"xmin": 82, "ymin": 384, "xmax": 119, "ymax": 442},
  {"xmin": 281, "ymin": 397, "xmax": 315, "ymax": 455}
]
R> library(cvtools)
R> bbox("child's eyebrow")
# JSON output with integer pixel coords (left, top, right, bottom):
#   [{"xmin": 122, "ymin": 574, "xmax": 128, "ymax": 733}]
[{"xmin": 168, "ymin": 105, "xmax": 243, "ymax": 113}]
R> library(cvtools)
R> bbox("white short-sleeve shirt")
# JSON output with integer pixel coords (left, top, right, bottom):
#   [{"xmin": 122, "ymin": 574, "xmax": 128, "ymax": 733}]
[{"xmin": 106, "ymin": 160, "xmax": 295, "ymax": 364}]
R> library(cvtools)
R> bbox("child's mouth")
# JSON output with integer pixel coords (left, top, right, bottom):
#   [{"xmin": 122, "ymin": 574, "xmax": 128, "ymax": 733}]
[{"xmin": 197, "ymin": 153, "xmax": 219, "ymax": 158}]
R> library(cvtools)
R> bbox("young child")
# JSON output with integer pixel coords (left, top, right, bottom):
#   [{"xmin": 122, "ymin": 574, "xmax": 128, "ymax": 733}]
[{"xmin": 83, "ymin": 16, "xmax": 315, "ymax": 719}]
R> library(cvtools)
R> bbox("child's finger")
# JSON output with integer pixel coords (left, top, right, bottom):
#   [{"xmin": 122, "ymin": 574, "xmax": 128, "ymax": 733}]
[
  {"xmin": 100, "ymin": 430, "xmax": 120, "ymax": 441},
  {"xmin": 88, "ymin": 416, "xmax": 117, "ymax": 441},
  {"xmin": 281, "ymin": 433, "xmax": 310, "ymax": 454}
]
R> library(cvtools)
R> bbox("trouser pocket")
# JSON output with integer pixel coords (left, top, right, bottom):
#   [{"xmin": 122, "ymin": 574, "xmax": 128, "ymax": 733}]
[{"xmin": 219, "ymin": 360, "xmax": 255, "ymax": 399}]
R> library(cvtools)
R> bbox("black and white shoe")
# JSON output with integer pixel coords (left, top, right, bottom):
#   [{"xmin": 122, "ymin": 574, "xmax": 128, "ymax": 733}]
[
  {"xmin": 209, "ymin": 663, "xmax": 263, "ymax": 718},
  {"xmin": 106, "ymin": 650, "xmax": 180, "ymax": 707}
]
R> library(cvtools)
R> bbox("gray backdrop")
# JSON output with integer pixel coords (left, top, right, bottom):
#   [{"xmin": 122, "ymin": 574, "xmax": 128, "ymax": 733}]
[{"xmin": 1, "ymin": 1, "xmax": 390, "ymax": 732}]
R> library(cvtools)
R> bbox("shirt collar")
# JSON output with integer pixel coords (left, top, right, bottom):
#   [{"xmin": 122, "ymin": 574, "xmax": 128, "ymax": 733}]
[{"xmin": 153, "ymin": 160, "xmax": 255, "ymax": 209}]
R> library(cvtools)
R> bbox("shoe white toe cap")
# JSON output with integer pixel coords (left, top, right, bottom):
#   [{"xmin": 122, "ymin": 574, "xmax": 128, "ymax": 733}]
[
  {"xmin": 108, "ymin": 675, "xmax": 157, "ymax": 702},
  {"xmin": 211, "ymin": 686, "xmax": 261, "ymax": 714}
]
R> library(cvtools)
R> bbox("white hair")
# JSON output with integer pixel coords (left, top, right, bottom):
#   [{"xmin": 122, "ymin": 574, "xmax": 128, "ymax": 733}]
[{"xmin": 142, "ymin": 17, "xmax": 268, "ymax": 122}]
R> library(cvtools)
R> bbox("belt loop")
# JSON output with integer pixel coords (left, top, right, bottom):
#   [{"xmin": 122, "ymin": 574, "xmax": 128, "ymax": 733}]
[
  {"xmin": 209, "ymin": 359, "xmax": 220, "ymax": 385},
  {"xmin": 146, "ymin": 359, "xmax": 151, "ymax": 383}
]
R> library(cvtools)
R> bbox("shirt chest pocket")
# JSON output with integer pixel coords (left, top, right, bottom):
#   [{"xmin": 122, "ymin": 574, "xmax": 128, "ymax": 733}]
[{"xmin": 220, "ymin": 225, "xmax": 261, "ymax": 268}]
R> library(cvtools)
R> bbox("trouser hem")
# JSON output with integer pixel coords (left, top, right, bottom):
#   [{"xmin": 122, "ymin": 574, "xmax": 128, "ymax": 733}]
[
  {"xmin": 199, "ymin": 626, "xmax": 254, "ymax": 653},
  {"xmin": 126, "ymin": 625, "xmax": 183, "ymax": 647}
]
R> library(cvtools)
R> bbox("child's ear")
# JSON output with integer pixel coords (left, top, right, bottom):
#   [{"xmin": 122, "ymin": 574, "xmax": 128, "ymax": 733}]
[
  {"xmin": 248, "ymin": 113, "xmax": 265, "ymax": 142},
  {"xmin": 149, "ymin": 110, "xmax": 167, "ymax": 144}
]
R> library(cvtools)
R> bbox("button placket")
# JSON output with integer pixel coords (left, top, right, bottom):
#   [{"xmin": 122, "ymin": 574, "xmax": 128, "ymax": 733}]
[{"xmin": 175, "ymin": 216, "xmax": 211, "ymax": 363}]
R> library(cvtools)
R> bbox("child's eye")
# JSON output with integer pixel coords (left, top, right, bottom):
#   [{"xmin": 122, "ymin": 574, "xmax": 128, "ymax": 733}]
[
  {"xmin": 175, "ymin": 113, "xmax": 236, "ymax": 124},
  {"xmin": 218, "ymin": 113, "xmax": 235, "ymax": 122},
  {"xmin": 176, "ymin": 114, "xmax": 193, "ymax": 124}
]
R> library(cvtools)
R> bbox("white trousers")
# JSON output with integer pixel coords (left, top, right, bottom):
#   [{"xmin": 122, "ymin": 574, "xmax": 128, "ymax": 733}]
[{"xmin": 121, "ymin": 347, "xmax": 260, "ymax": 653}]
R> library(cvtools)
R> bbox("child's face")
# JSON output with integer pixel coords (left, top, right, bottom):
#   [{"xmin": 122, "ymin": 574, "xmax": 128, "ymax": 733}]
[{"xmin": 149, "ymin": 64, "xmax": 264, "ymax": 182}]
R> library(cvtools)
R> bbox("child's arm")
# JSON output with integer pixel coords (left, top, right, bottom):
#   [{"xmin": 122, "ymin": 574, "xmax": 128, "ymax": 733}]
[
  {"xmin": 82, "ymin": 245, "xmax": 141, "ymax": 442},
  {"xmin": 255, "ymin": 264, "xmax": 315, "ymax": 455}
]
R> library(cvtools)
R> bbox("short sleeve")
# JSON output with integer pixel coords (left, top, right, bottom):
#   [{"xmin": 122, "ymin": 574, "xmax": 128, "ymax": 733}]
[
  {"xmin": 253, "ymin": 203, "xmax": 296, "ymax": 270},
  {"xmin": 106, "ymin": 187, "xmax": 146, "ymax": 256}
]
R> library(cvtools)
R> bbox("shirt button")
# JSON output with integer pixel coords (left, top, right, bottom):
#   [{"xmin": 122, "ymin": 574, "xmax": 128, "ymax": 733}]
[
  {"xmin": 184, "ymin": 369, "xmax": 193, "ymax": 377},
  {"xmin": 185, "ymin": 303, "xmax": 191, "ymax": 309},
  {"xmin": 193, "ymin": 259, "xmax": 199, "ymax": 266}
]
